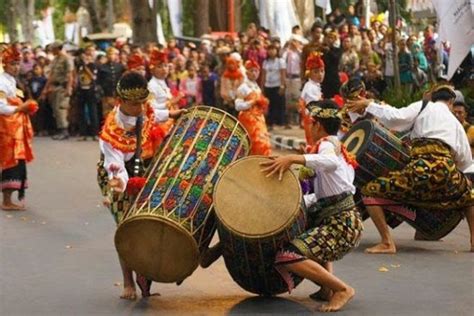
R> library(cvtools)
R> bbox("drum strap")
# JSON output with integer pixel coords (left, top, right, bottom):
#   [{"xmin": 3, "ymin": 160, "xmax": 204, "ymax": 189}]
[
  {"xmin": 410, "ymin": 98, "xmax": 429, "ymax": 130},
  {"xmin": 133, "ymin": 115, "xmax": 144, "ymax": 177}
]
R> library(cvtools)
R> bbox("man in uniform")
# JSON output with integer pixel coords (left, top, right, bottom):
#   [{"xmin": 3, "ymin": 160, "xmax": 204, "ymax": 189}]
[{"xmin": 97, "ymin": 47, "xmax": 125, "ymax": 118}]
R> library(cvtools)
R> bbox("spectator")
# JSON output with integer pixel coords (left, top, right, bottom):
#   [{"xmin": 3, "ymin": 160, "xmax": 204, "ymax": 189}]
[
  {"xmin": 411, "ymin": 57, "xmax": 428, "ymax": 93},
  {"xmin": 321, "ymin": 32, "xmax": 342, "ymax": 98},
  {"xmin": 262, "ymin": 44, "xmax": 287, "ymax": 129},
  {"xmin": 339, "ymin": 37, "xmax": 359, "ymax": 77},
  {"xmin": 282, "ymin": 35, "xmax": 303, "ymax": 125},
  {"xmin": 179, "ymin": 62, "xmax": 202, "ymax": 107},
  {"xmin": 97, "ymin": 47, "xmax": 125, "ymax": 118},
  {"xmin": 200, "ymin": 63, "xmax": 218, "ymax": 107},
  {"xmin": 301, "ymin": 22, "xmax": 324, "ymax": 79},
  {"xmin": 27, "ymin": 64, "xmax": 49, "ymax": 135},
  {"xmin": 359, "ymin": 39, "xmax": 381, "ymax": 73},
  {"xmin": 398, "ymin": 39, "xmax": 414, "ymax": 92},
  {"xmin": 410, "ymin": 43, "xmax": 428, "ymax": 72}
]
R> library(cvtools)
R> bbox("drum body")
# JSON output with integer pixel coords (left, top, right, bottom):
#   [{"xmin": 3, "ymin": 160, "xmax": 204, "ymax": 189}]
[
  {"xmin": 214, "ymin": 156, "xmax": 306, "ymax": 295},
  {"xmin": 343, "ymin": 120, "xmax": 463, "ymax": 239},
  {"xmin": 115, "ymin": 106, "xmax": 250, "ymax": 283}
]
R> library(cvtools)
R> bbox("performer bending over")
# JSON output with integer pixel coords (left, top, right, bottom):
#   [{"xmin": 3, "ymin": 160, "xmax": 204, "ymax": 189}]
[
  {"xmin": 347, "ymin": 85, "xmax": 474, "ymax": 253},
  {"xmin": 261, "ymin": 100, "xmax": 363, "ymax": 312},
  {"xmin": 97, "ymin": 72, "xmax": 184, "ymax": 299}
]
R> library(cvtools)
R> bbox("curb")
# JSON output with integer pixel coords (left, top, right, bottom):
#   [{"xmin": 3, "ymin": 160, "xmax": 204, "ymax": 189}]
[{"xmin": 270, "ymin": 134, "xmax": 306, "ymax": 151}]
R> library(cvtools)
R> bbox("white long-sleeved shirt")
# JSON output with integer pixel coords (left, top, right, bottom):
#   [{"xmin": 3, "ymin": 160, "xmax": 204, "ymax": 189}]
[
  {"xmin": 0, "ymin": 72, "xmax": 18, "ymax": 115},
  {"xmin": 366, "ymin": 100, "xmax": 473, "ymax": 172},
  {"xmin": 148, "ymin": 77, "xmax": 172, "ymax": 111},
  {"xmin": 235, "ymin": 79, "xmax": 261, "ymax": 111},
  {"xmin": 99, "ymin": 107, "xmax": 170, "ymax": 192},
  {"xmin": 300, "ymin": 79, "xmax": 322, "ymax": 105},
  {"xmin": 302, "ymin": 138, "xmax": 356, "ymax": 207}
]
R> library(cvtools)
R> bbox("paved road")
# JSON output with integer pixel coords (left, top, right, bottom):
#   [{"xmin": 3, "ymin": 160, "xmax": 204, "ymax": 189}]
[{"xmin": 1, "ymin": 138, "xmax": 473, "ymax": 316}]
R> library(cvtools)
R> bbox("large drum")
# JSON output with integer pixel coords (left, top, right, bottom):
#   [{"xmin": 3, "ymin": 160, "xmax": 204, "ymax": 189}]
[
  {"xmin": 115, "ymin": 106, "xmax": 250, "ymax": 283},
  {"xmin": 343, "ymin": 120, "xmax": 463, "ymax": 239},
  {"xmin": 214, "ymin": 156, "xmax": 306, "ymax": 296}
]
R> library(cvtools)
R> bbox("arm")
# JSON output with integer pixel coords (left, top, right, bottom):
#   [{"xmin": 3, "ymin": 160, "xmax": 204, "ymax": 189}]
[
  {"xmin": 0, "ymin": 93, "xmax": 16, "ymax": 115},
  {"xmin": 365, "ymin": 100, "xmax": 422, "ymax": 131},
  {"xmin": 99, "ymin": 140, "xmax": 128, "ymax": 192}
]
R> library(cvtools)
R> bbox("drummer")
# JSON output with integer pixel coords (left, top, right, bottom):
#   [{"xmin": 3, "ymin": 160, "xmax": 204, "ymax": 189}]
[
  {"xmin": 97, "ymin": 71, "xmax": 185, "ymax": 300},
  {"xmin": 261, "ymin": 100, "xmax": 363, "ymax": 312},
  {"xmin": 346, "ymin": 85, "xmax": 474, "ymax": 253}
]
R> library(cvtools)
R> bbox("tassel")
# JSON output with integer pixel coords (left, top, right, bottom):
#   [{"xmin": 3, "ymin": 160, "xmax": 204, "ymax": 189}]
[
  {"xmin": 126, "ymin": 176, "xmax": 147, "ymax": 195},
  {"xmin": 26, "ymin": 100, "xmax": 39, "ymax": 115}
]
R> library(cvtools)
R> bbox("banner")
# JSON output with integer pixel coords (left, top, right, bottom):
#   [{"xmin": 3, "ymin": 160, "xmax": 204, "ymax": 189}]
[
  {"xmin": 257, "ymin": 0, "xmax": 299, "ymax": 44},
  {"xmin": 167, "ymin": 0, "xmax": 183, "ymax": 37},
  {"xmin": 315, "ymin": 0, "xmax": 332, "ymax": 15},
  {"xmin": 432, "ymin": 0, "xmax": 474, "ymax": 79}
]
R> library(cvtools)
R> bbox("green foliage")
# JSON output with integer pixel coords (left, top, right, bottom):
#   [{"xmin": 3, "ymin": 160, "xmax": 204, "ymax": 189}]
[
  {"xmin": 182, "ymin": 0, "xmax": 195, "ymax": 37},
  {"xmin": 382, "ymin": 84, "xmax": 431, "ymax": 108},
  {"xmin": 241, "ymin": 0, "xmax": 258, "ymax": 30}
]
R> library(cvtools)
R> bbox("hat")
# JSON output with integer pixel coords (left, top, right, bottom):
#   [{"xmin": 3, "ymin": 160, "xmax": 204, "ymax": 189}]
[
  {"xmin": 49, "ymin": 41, "xmax": 63, "ymax": 50},
  {"xmin": 230, "ymin": 52, "xmax": 242, "ymax": 61},
  {"xmin": 244, "ymin": 60, "xmax": 260, "ymax": 70},
  {"xmin": 454, "ymin": 90, "xmax": 465, "ymax": 104},
  {"xmin": 306, "ymin": 52, "xmax": 325, "ymax": 70},
  {"xmin": 127, "ymin": 53, "xmax": 145, "ymax": 70},
  {"xmin": 149, "ymin": 48, "xmax": 168, "ymax": 68},
  {"xmin": 116, "ymin": 72, "xmax": 150, "ymax": 102},
  {"xmin": 1, "ymin": 45, "xmax": 21, "ymax": 64}
]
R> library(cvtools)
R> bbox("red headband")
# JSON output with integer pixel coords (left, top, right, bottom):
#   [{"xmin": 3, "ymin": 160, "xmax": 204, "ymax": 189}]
[
  {"xmin": 1, "ymin": 46, "xmax": 21, "ymax": 65},
  {"xmin": 149, "ymin": 49, "xmax": 168, "ymax": 68},
  {"xmin": 306, "ymin": 52, "xmax": 325, "ymax": 70},
  {"xmin": 127, "ymin": 53, "xmax": 145, "ymax": 70}
]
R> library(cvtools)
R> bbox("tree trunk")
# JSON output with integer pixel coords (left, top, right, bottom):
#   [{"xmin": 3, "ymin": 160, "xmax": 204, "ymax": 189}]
[
  {"xmin": 84, "ymin": 0, "xmax": 104, "ymax": 32},
  {"xmin": 106, "ymin": 0, "xmax": 115, "ymax": 32},
  {"xmin": 233, "ymin": 0, "xmax": 242, "ymax": 33},
  {"xmin": 210, "ymin": 0, "xmax": 226, "ymax": 31},
  {"xmin": 5, "ymin": 0, "xmax": 18, "ymax": 42},
  {"xmin": 194, "ymin": 0, "xmax": 210, "ymax": 36},
  {"xmin": 389, "ymin": 0, "xmax": 401, "ymax": 94},
  {"xmin": 24, "ymin": 0, "xmax": 36, "ymax": 43},
  {"xmin": 130, "ymin": 0, "xmax": 158, "ymax": 45}
]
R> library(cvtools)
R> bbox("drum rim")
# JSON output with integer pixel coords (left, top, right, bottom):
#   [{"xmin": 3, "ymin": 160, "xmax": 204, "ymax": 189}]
[
  {"xmin": 115, "ymin": 214, "xmax": 200, "ymax": 283},
  {"xmin": 213, "ymin": 155, "xmax": 303, "ymax": 239},
  {"xmin": 186, "ymin": 105, "xmax": 252, "ymax": 145},
  {"xmin": 342, "ymin": 120, "xmax": 376, "ymax": 158}
]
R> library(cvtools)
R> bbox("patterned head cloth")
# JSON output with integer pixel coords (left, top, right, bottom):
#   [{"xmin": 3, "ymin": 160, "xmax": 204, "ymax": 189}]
[
  {"xmin": 306, "ymin": 52, "xmax": 325, "ymax": 70},
  {"xmin": 340, "ymin": 77, "xmax": 366, "ymax": 100},
  {"xmin": 127, "ymin": 53, "xmax": 145, "ymax": 70},
  {"xmin": 116, "ymin": 72, "xmax": 150, "ymax": 102},
  {"xmin": 1, "ymin": 45, "xmax": 21, "ymax": 65},
  {"xmin": 308, "ymin": 100, "xmax": 341, "ymax": 120},
  {"xmin": 149, "ymin": 48, "xmax": 168, "ymax": 69},
  {"xmin": 244, "ymin": 59, "xmax": 260, "ymax": 70},
  {"xmin": 430, "ymin": 84, "xmax": 456, "ymax": 99}
]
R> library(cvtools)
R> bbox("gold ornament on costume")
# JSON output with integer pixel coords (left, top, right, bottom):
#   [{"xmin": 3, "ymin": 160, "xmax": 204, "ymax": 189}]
[
  {"xmin": 116, "ymin": 82, "xmax": 149, "ymax": 102},
  {"xmin": 309, "ymin": 106, "xmax": 341, "ymax": 119}
]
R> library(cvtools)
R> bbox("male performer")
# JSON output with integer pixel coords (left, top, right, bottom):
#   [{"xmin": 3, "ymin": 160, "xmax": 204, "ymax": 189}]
[
  {"xmin": 0, "ymin": 46, "xmax": 37, "ymax": 210},
  {"xmin": 97, "ymin": 71, "xmax": 184, "ymax": 299},
  {"xmin": 347, "ymin": 85, "xmax": 474, "ymax": 253},
  {"xmin": 261, "ymin": 100, "xmax": 362, "ymax": 312}
]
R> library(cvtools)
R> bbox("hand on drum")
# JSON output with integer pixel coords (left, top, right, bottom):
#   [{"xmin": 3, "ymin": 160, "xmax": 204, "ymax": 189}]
[
  {"xmin": 260, "ymin": 155, "xmax": 302, "ymax": 181},
  {"xmin": 169, "ymin": 108, "xmax": 188, "ymax": 119},
  {"xmin": 109, "ymin": 176, "xmax": 125, "ymax": 192},
  {"xmin": 346, "ymin": 97, "xmax": 373, "ymax": 114}
]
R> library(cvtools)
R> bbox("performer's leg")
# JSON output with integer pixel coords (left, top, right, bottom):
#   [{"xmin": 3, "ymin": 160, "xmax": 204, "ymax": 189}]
[
  {"xmin": 365, "ymin": 205, "xmax": 396, "ymax": 254},
  {"xmin": 200, "ymin": 241, "xmax": 222, "ymax": 268},
  {"xmin": 119, "ymin": 257, "xmax": 137, "ymax": 300},
  {"xmin": 310, "ymin": 262, "xmax": 334, "ymax": 301},
  {"xmin": 464, "ymin": 206, "xmax": 474, "ymax": 252},
  {"xmin": 283, "ymin": 260, "xmax": 354, "ymax": 312},
  {"xmin": 1, "ymin": 189, "xmax": 24, "ymax": 210}
]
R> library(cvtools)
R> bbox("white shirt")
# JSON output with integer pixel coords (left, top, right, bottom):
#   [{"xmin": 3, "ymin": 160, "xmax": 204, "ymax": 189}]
[
  {"xmin": 148, "ymin": 77, "xmax": 172, "ymax": 111},
  {"xmin": 303, "ymin": 138, "xmax": 356, "ymax": 207},
  {"xmin": 99, "ymin": 107, "xmax": 170, "ymax": 192},
  {"xmin": 282, "ymin": 49, "xmax": 301, "ymax": 76},
  {"xmin": 263, "ymin": 57, "xmax": 286, "ymax": 88},
  {"xmin": 235, "ymin": 79, "xmax": 261, "ymax": 111},
  {"xmin": 300, "ymin": 79, "xmax": 322, "ymax": 105},
  {"xmin": 366, "ymin": 100, "xmax": 473, "ymax": 172},
  {"xmin": 0, "ymin": 72, "xmax": 18, "ymax": 115}
]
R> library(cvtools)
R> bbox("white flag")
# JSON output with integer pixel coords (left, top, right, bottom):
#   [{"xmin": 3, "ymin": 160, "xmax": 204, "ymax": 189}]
[
  {"xmin": 167, "ymin": 0, "xmax": 183, "ymax": 37},
  {"xmin": 315, "ymin": 0, "xmax": 332, "ymax": 15},
  {"xmin": 432, "ymin": 0, "xmax": 474, "ymax": 79}
]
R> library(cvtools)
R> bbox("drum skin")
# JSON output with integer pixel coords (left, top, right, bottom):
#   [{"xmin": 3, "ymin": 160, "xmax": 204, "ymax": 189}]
[
  {"xmin": 115, "ymin": 106, "xmax": 250, "ymax": 283},
  {"xmin": 214, "ymin": 156, "xmax": 306, "ymax": 295}
]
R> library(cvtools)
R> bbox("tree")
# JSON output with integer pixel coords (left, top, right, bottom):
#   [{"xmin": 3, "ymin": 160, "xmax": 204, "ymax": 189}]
[
  {"xmin": 83, "ymin": 0, "xmax": 105, "ymax": 32},
  {"xmin": 4, "ymin": 0, "xmax": 18, "ymax": 42},
  {"xmin": 194, "ymin": 0, "xmax": 209, "ymax": 37},
  {"xmin": 130, "ymin": 0, "xmax": 158, "ymax": 45}
]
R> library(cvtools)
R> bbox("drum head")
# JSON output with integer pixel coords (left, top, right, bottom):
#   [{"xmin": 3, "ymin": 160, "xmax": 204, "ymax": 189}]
[
  {"xmin": 214, "ymin": 156, "xmax": 302, "ymax": 238},
  {"xmin": 115, "ymin": 215, "xmax": 199, "ymax": 283},
  {"xmin": 342, "ymin": 120, "xmax": 374, "ymax": 158}
]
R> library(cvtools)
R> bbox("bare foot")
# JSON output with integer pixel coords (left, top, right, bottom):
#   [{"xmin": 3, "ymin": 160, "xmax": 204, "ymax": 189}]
[
  {"xmin": 319, "ymin": 287, "xmax": 355, "ymax": 312},
  {"xmin": 365, "ymin": 243, "xmax": 396, "ymax": 254},
  {"xmin": 1, "ymin": 202, "xmax": 25, "ymax": 211},
  {"xmin": 120, "ymin": 285, "xmax": 137, "ymax": 300},
  {"xmin": 309, "ymin": 288, "xmax": 333, "ymax": 301}
]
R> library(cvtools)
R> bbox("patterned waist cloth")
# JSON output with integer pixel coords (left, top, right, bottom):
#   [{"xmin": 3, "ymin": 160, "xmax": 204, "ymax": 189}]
[
  {"xmin": 410, "ymin": 138, "xmax": 452, "ymax": 158},
  {"xmin": 308, "ymin": 192, "xmax": 356, "ymax": 226}
]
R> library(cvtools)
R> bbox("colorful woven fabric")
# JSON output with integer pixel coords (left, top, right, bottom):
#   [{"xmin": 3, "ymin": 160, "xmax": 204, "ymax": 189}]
[{"xmin": 362, "ymin": 138, "xmax": 474, "ymax": 210}]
